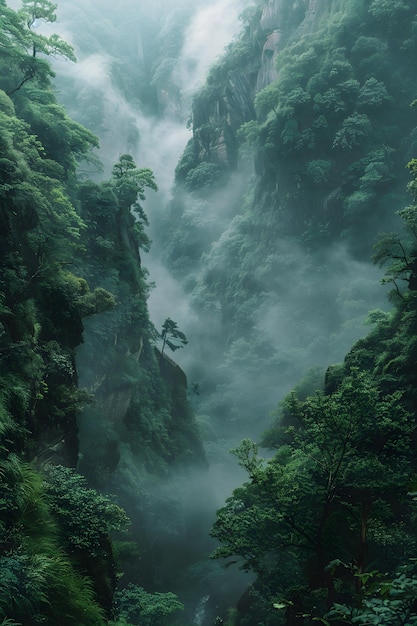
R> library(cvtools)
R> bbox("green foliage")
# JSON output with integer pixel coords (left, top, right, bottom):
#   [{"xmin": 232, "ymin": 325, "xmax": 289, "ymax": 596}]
[
  {"xmin": 19, "ymin": 0, "xmax": 76, "ymax": 61},
  {"xmin": 112, "ymin": 154, "xmax": 157, "ymax": 197},
  {"xmin": 108, "ymin": 154, "xmax": 157, "ymax": 254},
  {"xmin": 211, "ymin": 363, "xmax": 417, "ymax": 620},
  {"xmin": 43, "ymin": 465, "xmax": 129, "ymax": 557},
  {"xmin": 231, "ymin": 438, "xmax": 263, "ymax": 478},
  {"xmin": 0, "ymin": 458, "xmax": 106, "ymax": 625},
  {"xmin": 0, "ymin": 551, "xmax": 106, "ymax": 626},
  {"xmin": 357, "ymin": 78, "xmax": 392, "ymax": 109},
  {"xmin": 237, "ymin": 120, "xmax": 260, "ymax": 161},
  {"xmin": 306, "ymin": 159, "xmax": 333, "ymax": 184},
  {"xmin": 21, "ymin": 0, "xmax": 57, "ymax": 25},
  {"xmin": 0, "ymin": 0, "xmax": 75, "ymax": 97},
  {"xmin": 76, "ymin": 148, "xmax": 204, "ymax": 489},
  {"xmin": 326, "ymin": 571, "xmax": 417, "ymax": 625},
  {"xmin": 185, "ymin": 161, "xmax": 223, "ymax": 192},
  {"xmin": 343, "ymin": 189, "xmax": 375, "ymax": 217},
  {"xmin": 0, "ymin": 75, "xmax": 99, "ymax": 442},
  {"xmin": 369, "ymin": 0, "xmax": 411, "ymax": 22},
  {"xmin": 254, "ymin": 83, "xmax": 280, "ymax": 121},
  {"xmin": 5, "ymin": 0, "xmax": 417, "ymax": 623},
  {"xmin": 113, "ymin": 584, "xmax": 184, "ymax": 626},
  {"xmin": 0, "ymin": 90, "xmax": 90, "ymax": 258},
  {"xmin": 175, "ymin": 139, "xmax": 200, "ymax": 182},
  {"xmin": 333, "ymin": 113, "xmax": 371, "ymax": 150},
  {"xmin": 19, "ymin": 92, "xmax": 98, "ymax": 172},
  {"xmin": 373, "ymin": 159, "xmax": 417, "ymax": 296}
]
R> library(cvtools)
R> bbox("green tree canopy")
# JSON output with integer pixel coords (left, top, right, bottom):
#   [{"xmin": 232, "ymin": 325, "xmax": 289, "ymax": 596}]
[
  {"xmin": 0, "ymin": 0, "xmax": 76, "ymax": 96},
  {"xmin": 373, "ymin": 159, "xmax": 417, "ymax": 295},
  {"xmin": 211, "ymin": 369, "xmax": 417, "ymax": 621},
  {"xmin": 113, "ymin": 584, "xmax": 184, "ymax": 626}
]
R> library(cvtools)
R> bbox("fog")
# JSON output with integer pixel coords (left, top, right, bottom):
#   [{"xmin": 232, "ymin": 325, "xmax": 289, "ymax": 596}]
[
  {"xmin": 174, "ymin": 0, "xmax": 252, "ymax": 97},
  {"xmin": 36, "ymin": 0, "xmax": 259, "ymax": 620},
  {"xmin": 27, "ymin": 0, "xmax": 390, "ymax": 621}
]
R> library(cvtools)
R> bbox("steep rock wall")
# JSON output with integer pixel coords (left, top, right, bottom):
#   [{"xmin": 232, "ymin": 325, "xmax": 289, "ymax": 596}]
[{"xmin": 184, "ymin": 0, "xmax": 327, "ymax": 168}]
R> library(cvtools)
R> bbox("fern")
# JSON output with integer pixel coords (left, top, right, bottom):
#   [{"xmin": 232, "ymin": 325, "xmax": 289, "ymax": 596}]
[{"xmin": 0, "ymin": 458, "xmax": 107, "ymax": 625}]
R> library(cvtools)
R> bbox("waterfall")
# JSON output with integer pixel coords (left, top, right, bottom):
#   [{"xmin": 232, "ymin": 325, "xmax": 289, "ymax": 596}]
[{"xmin": 194, "ymin": 595, "xmax": 210, "ymax": 626}]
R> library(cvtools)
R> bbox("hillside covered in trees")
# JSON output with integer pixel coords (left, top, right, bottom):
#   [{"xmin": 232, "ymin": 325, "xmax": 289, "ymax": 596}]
[
  {"xmin": 1, "ymin": 0, "xmax": 417, "ymax": 625},
  {"xmin": 210, "ymin": 160, "xmax": 417, "ymax": 624},
  {"xmin": 0, "ymin": 0, "xmax": 205, "ymax": 624},
  {"xmin": 161, "ymin": 0, "xmax": 417, "ymax": 440}
]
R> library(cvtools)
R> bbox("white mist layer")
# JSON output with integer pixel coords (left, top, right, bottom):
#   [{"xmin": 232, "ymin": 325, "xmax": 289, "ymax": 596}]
[{"xmin": 175, "ymin": 0, "xmax": 251, "ymax": 97}]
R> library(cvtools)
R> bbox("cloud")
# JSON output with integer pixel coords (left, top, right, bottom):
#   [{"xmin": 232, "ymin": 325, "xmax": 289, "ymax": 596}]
[{"xmin": 175, "ymin": 0, "xmax": 251, "ymax": 97}]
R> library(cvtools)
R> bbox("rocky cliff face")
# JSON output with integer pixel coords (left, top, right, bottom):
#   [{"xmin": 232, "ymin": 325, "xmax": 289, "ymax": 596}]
[
  {"xmin": 257, "ymin": 0, "xmax": 302, "ymax": 89},
  {"xmin": 185, "ymin": 0, "xmax": 328, "ymax": 168}
]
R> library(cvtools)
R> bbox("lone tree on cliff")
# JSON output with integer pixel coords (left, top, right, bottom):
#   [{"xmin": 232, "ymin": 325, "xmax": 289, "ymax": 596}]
[{"xmin": 160, "ymin": 318, "xmax": 187, "ymax": 360}]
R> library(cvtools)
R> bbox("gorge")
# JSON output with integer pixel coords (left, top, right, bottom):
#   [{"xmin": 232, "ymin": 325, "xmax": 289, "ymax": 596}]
[{"xmin": 1, "ymin": 0, "xmax": 417, "ymax": 625}]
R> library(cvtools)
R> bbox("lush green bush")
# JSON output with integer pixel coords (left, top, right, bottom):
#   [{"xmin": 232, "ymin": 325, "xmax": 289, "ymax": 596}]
[
  {"xmin": 113, "ymin": 584, "xmax": 184, "ymax": 626},
  {"xmin": 0, "ymin": 457, "xmax": 107, "ymax": 625},
  {"xmin": 44, "ymin": 465, "xmax": 129, "ymax": 557}
]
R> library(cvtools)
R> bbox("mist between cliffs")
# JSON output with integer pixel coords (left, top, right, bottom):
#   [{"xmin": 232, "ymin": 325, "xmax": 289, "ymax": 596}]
[{"xmin": 24, "ymin": 0, "xmax": 407, "ymax": 622}]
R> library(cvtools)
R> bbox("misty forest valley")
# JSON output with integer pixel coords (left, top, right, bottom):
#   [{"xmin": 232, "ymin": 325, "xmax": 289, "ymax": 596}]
[{"xmin": 2, "ymin": 0, "xmax": 417, "ymax": 624}]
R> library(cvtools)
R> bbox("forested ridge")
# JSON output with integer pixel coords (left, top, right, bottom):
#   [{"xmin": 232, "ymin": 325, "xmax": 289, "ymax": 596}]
[{"xmin": 1, "ymin": 0, "xmax": 417, "ymax": 625}]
